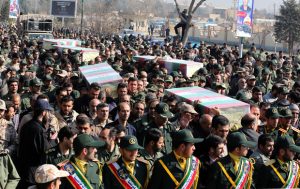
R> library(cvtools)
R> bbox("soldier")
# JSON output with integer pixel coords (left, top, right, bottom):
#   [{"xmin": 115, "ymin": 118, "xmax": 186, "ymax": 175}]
[
  {"xmin": 46, "ymin": 126, "xmax": 78, "ymax": 166},
  {"xmin": 138, "ymin": 128, "xmax": 164, "ymax": 169},
  {"xmin": 236, "ymin": 75, "xmax": 256, "ymax": 101},
  {"xmin": 256, "ymin": 135, "xmax": 300, "ymax": 188},
  {"xmin": 98, "ymin": 127, "xmax": 121, "ymax": 163},
  {"xmin": 93, "ymin": 103, "xmax": 112, "ymax": 135},
  {"xmin": 148, "ymin": 129, "xmax": 202, "ymax": 189},
  {"xmin": 59, "ymin": 134, "xmax": 105, "ymax": 189},
  {"xmin": 103, "ymin": 135, "xmax": 150, "ymax": 189},
  {"xmin": 261, "ymin": 107, "xmax": 280, "ymax": 140},
  {"xmin": 208, "ymin": 132, "xmax": 256, "ymax": 189},
  {"xmin": 2, "ymin": 77, "xmax": 19, "ymax": 101},
  {"xmin": 21, "ymin": 78, "xmax": 43, "ymax": 111}
]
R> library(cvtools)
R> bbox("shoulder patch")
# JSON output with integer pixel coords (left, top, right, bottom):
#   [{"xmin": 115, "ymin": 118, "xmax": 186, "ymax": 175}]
[{"xmin": 264, "ymin": 159, "xmax": 276, "ymax": 166}]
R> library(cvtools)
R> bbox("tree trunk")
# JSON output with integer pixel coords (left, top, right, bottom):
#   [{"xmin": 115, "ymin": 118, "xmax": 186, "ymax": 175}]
[{"xmin": 182, "ymin": 16, "xmax": 193, "ymax": 46}]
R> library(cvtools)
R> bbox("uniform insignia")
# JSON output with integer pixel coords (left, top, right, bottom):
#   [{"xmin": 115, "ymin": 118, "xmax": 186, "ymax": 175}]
[
  {"xmin": 65, "ymin": 163, "xmax": 75, "ymax": 174},
  {"xmin": 264, "ymin": 159, "xmax": 276, "ymax": 166},
  {"xmin": 249, "ymin": 158, "xmax": 256, "ymax": 164},
  {"xmin": 129, "ymin": 138, "xmax": 136, "ymax": 144},
  {"xmin": 117, "ymin": 168, "xmax": 128, "ymax": 179}
]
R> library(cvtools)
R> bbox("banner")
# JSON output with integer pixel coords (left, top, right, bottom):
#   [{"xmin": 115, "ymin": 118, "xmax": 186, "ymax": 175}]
[
  {"xmin": 236, "ymin": 0, "xmax": 254, "ymax": 38},
  {"xmin": 51, "ymin": 0, "xmax": 77, "ymax": 18},
  {"xmin": 9, "ymin": 0, "xmax": 19, "ymax": 19}
]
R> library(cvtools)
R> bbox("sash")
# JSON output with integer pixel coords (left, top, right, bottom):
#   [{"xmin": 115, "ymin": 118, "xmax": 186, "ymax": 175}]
[
  {"xmin": 218, "ymin": 158, "xmax": 252, "ymax": 189},
  {"xmin": 107, "ymin": 162, "xmax": 142, "ymax": 189},
  {"xmin": 159, "ymin": 156, "xmax": 200, "ymax": 189},
  {"xmin": 270, "ymin": 161, "xmax": 300, "ymax": 189},
  {"xmin": 60, "ymin": 161, "xmax": 93, "ymax": 189}
]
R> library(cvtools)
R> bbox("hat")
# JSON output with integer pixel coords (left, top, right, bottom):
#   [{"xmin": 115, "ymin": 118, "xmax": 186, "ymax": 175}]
[
  {"xmin": 62, "ymin": 49, "xmax": 68, "ymax": 55},
  {"xmin": 57, "ymin": 70, "xmax": 68, "ymax": 78},
  {"xmin": 165, "ymin": 75, "xmax": 173, "ymax": 83},
  {"xmin": 265, "ymin": 107, "xmax": 280, "ymax": 119},
  {"xmin": 276, "ymin": 135, "xmax": 300, "ymax": 153},
  {"xmin": 246, "ymin": 75, "xmax": 256, "ymax": 80},
  {"xmin": 290, "ymin": 104, "xmax": 299, "ymax": 113},
  {"xmin": 216, "ymin": 82, "xmax": 227, "ymax": 89},
  {"xmin": 170, "ymin": 71, "xmax": 181, "ymax": 78},
  {"xmin": 30, "ymin": 78, "xmax": 43, "ymax": 86},
  {"xmin": 73, "ymin": 134, "xmax": 105, "ymax": 150},
  {"xmin": 120, "ymin": 135, "xmax": 143, "ymax": 150},
  {"xmin": 237, "ymin": 67, "xmax": 246, "ymax": 73},
  {"xmin": 227, "ymin": 132, "xmax": 256, "ymax": 149},
  {"xmin": 199, "ymin": 76, "xmax": 206, "ymax": 82},
  {"xmin": 198, "ymin": 68, "xmax": 208, "ymax": 75},
  {"xmin": 34, "ymin": 99, "xmax": 53, "ymax": 111},
  {"xmin": 44, "ymin": 75, "xmax": 53, "ymax": 81},
  {"xmin": 278, "ymin": 87, "xmax": 290, "ymax": 94},
  {"xmin": 35, "ymin": 164, "xmax": 69, "ymax": 184},
  {"xmin": 155, "ymin": 102, "xmax": 173, "ymax": 118},
  {"xmin": 180, "ymin": 103, "xmax": 198, "ymax": 114},
  {"xmin": 172, "ymin": 129, "xmax": 204, "ymax": 143},
  {"xmin": 280, "ymin": 108, "xmax": 293, "ymax": 118},
  {"xmin": 147, "ymin": 84, "xmax": 158, "ymax": 93},
  {"xmin": 0, "ymin": 99, "xmax": 6, "ymax": 110}
]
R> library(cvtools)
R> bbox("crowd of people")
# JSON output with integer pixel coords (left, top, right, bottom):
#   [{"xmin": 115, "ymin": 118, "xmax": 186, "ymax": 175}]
[{"xmin": 1, "ymin": 23, "xmax": 300, "ymax": 189}]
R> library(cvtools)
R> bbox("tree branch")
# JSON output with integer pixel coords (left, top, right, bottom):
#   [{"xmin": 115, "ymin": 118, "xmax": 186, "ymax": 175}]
[
  {"xmin": 188, "ymin": 0, "xmax": 195, "ymax": 15},
  {"xmin": 174, "ymin": 0, "xmax": 181, "ymax": 15},
  {"xmin": 192, "ymin": 0, "xmax": 206, "ymax": 14}
]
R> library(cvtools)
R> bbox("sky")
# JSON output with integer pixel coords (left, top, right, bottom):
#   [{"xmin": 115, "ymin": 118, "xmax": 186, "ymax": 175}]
[{"xmin": 173, "ymin": 0, "xmax": 284, "ymax": 12}]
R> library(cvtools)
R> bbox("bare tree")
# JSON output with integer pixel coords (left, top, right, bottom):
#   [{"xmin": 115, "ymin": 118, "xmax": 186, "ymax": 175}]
[{"xmin": 174, "ymin": 0, "xmax": 206, "ymax": 45}]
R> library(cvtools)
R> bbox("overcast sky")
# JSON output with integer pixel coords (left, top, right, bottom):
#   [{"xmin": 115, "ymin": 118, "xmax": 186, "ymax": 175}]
[{"xmin": 173, "ymin": 0, "xmax": 284, "ymax": 12}]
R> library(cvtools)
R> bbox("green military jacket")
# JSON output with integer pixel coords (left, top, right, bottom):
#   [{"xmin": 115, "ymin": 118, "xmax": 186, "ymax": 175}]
[
  {"xmin": 103, "ymin": 157, "xmax": 150, "ymax": 189},
  {"xmin": 133, "ymin": 114, "xmax": 153, "ymax": 145},
  {"xmin": 45, "ymin": 145, "xmax": 73, "ymax": 166},
  {"xmin": 138, "ymin": 149, "xmax": 164, "ymax": 169},
  {"xmin": 255, "ymin": 159, "xmax": 300, "ymax": 188},
  {"xmin": 207, "ymin": 155, "xmax": 254, "ymax": 189},
  {"xmin": 0, "ymin": 152, "xmax": 20, "ymax": 189},
  {"xmin": 256, "ymin": 79, "xmax": 273, "ymax": 94},
  {"xmin": 60, "ymin": 156, "xmax": 103, "ymax": 189},
  {"xmin": 97, "ymin": 145, "xmax": 121, "ymax": 164},
  {"xmin": 20, "ymin": 92, "xmax": 32, "ymax": 111},
  {"xmin": 148, "ymin": 152, "xmax": 200, "ymax": 189}
]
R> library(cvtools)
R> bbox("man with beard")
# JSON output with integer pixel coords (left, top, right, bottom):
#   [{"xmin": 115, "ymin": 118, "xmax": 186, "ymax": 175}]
[
  {"xmin": 103, "ymin": 135, "xmax": 150, "ymax": 189},
  {"xmin": 18, "ymin": 99, "xmax": 53, "ymax": 188},
  {"xmin": 138, "ymin": 128, "xmax": 164, "ymax": 169},
  {"xmin": 148, "ymin": 129, "xmax": 203, "ymax": 189},
  {"xmin": 54, "ymin": 95, "xmax": 79, "ymax": 129},
  {"xmin": 256, "ymin": 135, "xmax": 300, "ymax": 188},
  {"xmin": 59, "ymin": 134, "xmax": 105, "ymax": 189},
  {"xmin": 46, "ymin": 126, "xmax": 78, "ymax": 166},
  {"xmin": 198, "ymin": 135, "xmax": 225, "ymax": 188}
]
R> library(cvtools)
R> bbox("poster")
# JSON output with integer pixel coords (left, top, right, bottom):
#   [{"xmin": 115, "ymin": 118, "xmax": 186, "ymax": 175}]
[
  {"xmin": 9, "ymin": 0, "xmax": 19, "ymax": 19},
  {"xmin": 51, "ymin": 0, "xmax": 77, "ymax": 18},
  {"xmin": 236, "ymin": 0, "xmax": 254, "ymax": 38}
]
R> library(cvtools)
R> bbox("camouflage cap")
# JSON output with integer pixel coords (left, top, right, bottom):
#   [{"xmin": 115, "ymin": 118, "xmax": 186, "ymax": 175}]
[
  {"xmin": 30, "ymin": 78, "xmax": 43, "ymax": 86},
  {"xmin": 165, "ymin": 75, "xmax": 173, "ymax": 83},
  {"xmin": 35, "ymin": 164, "xmax": 69, "ymax": 184},
  {"xmin": 0, "ymin": 99, "xmax": 6, "ymax": 110}
]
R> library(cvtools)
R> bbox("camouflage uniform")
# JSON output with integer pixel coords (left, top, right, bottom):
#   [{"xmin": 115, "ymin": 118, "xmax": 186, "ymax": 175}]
[{"xmin": 0, "ymin": 118, "xmax": 17, "ymax": 155}]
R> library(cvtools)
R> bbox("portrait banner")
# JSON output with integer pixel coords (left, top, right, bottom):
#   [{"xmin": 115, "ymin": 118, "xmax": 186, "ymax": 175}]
[{"xmin": 236, "ymin": 0, "xmax": 254, "ymax": 38}]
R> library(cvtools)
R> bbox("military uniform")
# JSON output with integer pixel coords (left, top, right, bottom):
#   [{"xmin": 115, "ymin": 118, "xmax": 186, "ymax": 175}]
[
  {"xmin": 148, "ymin": 129, "xmax": 202, "ymax": 189},
  {"xmin": 255, "ymin": 135, "xmax": 300, "ymax": 188},
  {"xmin": 45, "ymin": 145, "xmax": 74, "ymax": 166},
  {"xmin": 98, "ymin": 144, "xmax": 121, "ymax": 163},
  {"xmin": 208, "ymin": 132, "xmax": 256, "ymax": 189},
  {"xmin": 103, "ymin": 135, "xmax": 150, "ymax": 189},
  {"xmin": 0, "ymin": 115, "xmax": 17, "ymax": 155},
  {"xmin": 138, "ymin": 148, "xmax": 163, "ymax": 169},
  {"xmin": 133, "ymin": 114, "xmax": 153, "ymax": 145},
  {"xmin": 59, "ymin": 134, "xmax": 106, "ymax": 189},
  {"xmin": 0, "ymin": 150, "xmax": 20, "ymax": 188}
]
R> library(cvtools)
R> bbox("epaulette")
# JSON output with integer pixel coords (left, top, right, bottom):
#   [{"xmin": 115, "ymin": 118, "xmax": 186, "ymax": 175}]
[
  {"xmin": 291, "ymin": 126, "xmax": 300, "ymax": 133},
  {"xmin": 45, "ymin": 147, "xmax": 55, "ymax": 154},
  {"xmin": 137, "ymin": 157, "xmax": 150, "ymax": 165},
  {"xmin": 57, "ymin": 159, "xmax": 69, "ymax": 167},
  {"xmin": 264, "ymin": 159, "xmax": 276, "ymax": 166}
]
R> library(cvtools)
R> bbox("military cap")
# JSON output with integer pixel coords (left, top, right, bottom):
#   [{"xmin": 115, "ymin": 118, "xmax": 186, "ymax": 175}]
[
  {"xmin": 120, "ymin": 135, "xmax": 143, "ymax": 151},
  {"xmin": 289, "ymin": 104, "xmax": 299, "ymax": 113},
  {"xmin": 199, "ymin": 76, "xmax": 206, "ymax": 82},
  {"xmin": 157, "ymin": 77, "xmax": 164, "ymax": 83},
  {"xmin": 216, "ymin": 82, "xmax": 227, "ymax": 89},
  {"xmin": 30, "ymin": 78, "xmax": 43, "ymax": 86},
  {"xmin": 147, "ymin": 84, "xmax": 158, "ymax": 93},
  {"xmin": 26, "ymin": 54, "xmax": 34, "ymax": 59},
  {"xmin": 213, "ymin": 64, "xmax": 222, "ymax": 71},
  {"xmin": 165, "ymin": 75, "xmax": 173, "ymax": 83},
  {"xmin": 227, "ymin": 132, "xmax": 256, "ymax": 149},
  {"xmin": 278, "ymin": 87, "xmax": 290, "ymax": 94},
  {"xmin": 180, "ymin": 103, "xmax": 197, "ymax": 114},
  {"xmin": 27, "ymin": 66, "xmax": 37, "ymax": 73},
  {"xmin": 172, "ymin": 129, "xmax": 204, "ymax": 144},
  {"xmin": 280, "ymin": 108, "xmax": 293, "ymax": 118},
  {"xmin": 7, "ymin": 77, "xmax": 19, "ymax": 85},
  {"xmin": 265, "ymin": 107, "xmax": 280, "ymax": 119},
  {"xmin": 0, "ymin": 99, "xmax": 6, "ymax": 110},
  {"xmin": 237, "ymin": 67, "xmax": 246, "ymax": 73},
  {"xmin": 20, "ymin": 60, "xmax": 27, "ymax": 65},
  {"xmin": 35, "ymin": 164, "xmax": 69, "ymax": 184},
  {"xmin": 155, "ymin": 102, "xmax": 173, "ymax": 118},
  {"xmin": 198, "ymin": 68, "xmax": 208, "ymax": 75},
  {"xmin": 276, "ymin": 135, "xmax": 300, "ymax": 153},
  {"xmin": 73, "ymin": 134, "xmax": 105, "ymax": 150},
  {"xmin": 170, "ymin": 71, "xmax": 181, "ymax": 78}
]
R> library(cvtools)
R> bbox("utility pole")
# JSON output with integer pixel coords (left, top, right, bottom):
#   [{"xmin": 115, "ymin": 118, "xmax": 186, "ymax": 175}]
[{"xmin": 80, "ymin": 0, "xmax": 83, "ymax": 34}]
